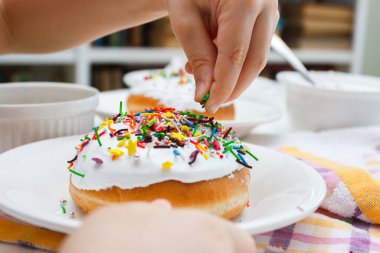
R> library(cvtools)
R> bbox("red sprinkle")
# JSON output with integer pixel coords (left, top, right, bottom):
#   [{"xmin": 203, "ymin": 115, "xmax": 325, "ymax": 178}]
[
  {"xmin": 213, "ymin": 139, "xmax": 221, "ymax": 150},
  {"xmin": 190, "ymin": 139, "xmax": 199, "ymax": 145}
]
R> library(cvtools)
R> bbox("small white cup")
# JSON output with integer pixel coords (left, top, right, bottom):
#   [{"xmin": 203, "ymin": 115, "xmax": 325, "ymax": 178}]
[
  {"xmin": 277, "ymin": 71, "xmax": 380, "ymax": 131},
  {"xmin": 0, "ymin": 83, "xmax": 99, "ymax": 153}
]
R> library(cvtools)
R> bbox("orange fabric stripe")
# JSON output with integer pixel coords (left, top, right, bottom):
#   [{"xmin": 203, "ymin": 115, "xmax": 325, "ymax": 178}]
[{"xmin": 281, "ymin": 146, "xmax": 380, "ymax": 224}]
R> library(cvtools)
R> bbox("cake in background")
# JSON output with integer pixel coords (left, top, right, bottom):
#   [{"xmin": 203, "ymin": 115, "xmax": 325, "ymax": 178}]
[{"xmin": 126, "ymin": 58, "xmax": 235, "ymax": 120}]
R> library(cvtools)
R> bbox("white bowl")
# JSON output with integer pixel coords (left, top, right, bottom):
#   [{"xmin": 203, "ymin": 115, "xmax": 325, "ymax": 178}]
[
  {"xmin": 0, "ymin": 83, "xmax": 99, "ymax": 153},
  {"xmin": 277, "ymin": 71, "xmax": 380, "ymax": 131}
]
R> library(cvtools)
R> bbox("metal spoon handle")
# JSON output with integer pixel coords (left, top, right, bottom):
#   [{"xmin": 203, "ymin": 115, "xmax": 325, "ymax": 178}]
[{"xmin": 271, "ymin": 34, "xmax": 316, "ymax": 86}]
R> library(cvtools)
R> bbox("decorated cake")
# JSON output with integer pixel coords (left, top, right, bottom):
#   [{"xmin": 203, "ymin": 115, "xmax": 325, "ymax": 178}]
[
  {"xmin": 126, "ymin": 68, "xmax": 235, "ymax": 120},
  {"xmin": 68, "ymin": 106, "xmax": 257, "ymax": 219}
]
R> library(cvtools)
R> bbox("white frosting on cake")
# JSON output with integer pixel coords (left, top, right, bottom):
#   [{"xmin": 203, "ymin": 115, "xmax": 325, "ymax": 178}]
[
  {"xmin": 69, "ymin": 110, "xmax": 255, "ymax": 191},
  {"xmin": 128, "ymin": 63, "xmax": 231, "ymax": 111}
]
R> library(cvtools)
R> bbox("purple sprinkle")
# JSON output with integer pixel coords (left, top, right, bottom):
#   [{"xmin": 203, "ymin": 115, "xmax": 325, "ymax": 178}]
[
  {"xmin": 188, "ymin": 150, "xmax": 200, "ymax": 165},
  {"xmin": 91, "ymin": 157, "xmax": 103, "ymax": 164},
  {"xmin": 82, "ymin": 140, "xmax": 90, "ymax": 148}
]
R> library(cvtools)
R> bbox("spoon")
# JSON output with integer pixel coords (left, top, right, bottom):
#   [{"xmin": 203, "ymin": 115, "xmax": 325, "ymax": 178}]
[{"xmin": 271, "ymin": 34, "xmax": 317, "ymax": 86}]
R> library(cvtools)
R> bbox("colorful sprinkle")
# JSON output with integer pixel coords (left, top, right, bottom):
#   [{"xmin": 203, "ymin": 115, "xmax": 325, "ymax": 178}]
[
  {"xmin": 201, "ymin": 92, "xmax": 210, "ymax": 108},
  {"xmin": 188, "ymin": 150, "xmax": 200, "ymax": 165},
  {"xmin": 91, "ymin": 157, "xmax": 103, "ymax": 164},
  {"xmin": 162, "ymin": 161, "xmax": 173, "ymax": 170},
  {"xmin": 126, "ymin": 140, "xmax": 137, "ymax": 156},
  {"xmin": 69, "ymin": 107, "xmax": 259, "ymax": 176},
  {"xmin": 69, "ymin": 169, "xmax": 85, "ymax": 178},
  {"xmin": 94, "ymin": 127, "xmax": 102, "ymax": 146}
]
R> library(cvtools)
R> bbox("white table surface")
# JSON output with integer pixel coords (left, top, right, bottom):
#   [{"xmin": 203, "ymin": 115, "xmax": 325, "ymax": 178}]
[{"xmin": 0, "ymin": 80, "xmax": 291, "ymax": 253}]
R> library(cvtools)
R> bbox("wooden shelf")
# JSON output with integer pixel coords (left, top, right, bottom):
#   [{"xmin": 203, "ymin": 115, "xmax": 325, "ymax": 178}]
[
  {"xmin": 0, "ymin": 50, "xmax": 75, "ymax": 65},
  {"xmin": 90, "ymin": 47, "xmax": 185, "ymax": 64}
]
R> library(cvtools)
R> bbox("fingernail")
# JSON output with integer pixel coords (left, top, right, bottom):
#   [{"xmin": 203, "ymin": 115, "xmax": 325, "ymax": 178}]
[
  {"xmin": 195, "ymin": 82, "xmax": 206, "ymax": 101},
  {"xmin": 151, "ymin": 199, "xmax": 172, "ymax": 210},
  {"xmin": 207, "ymin": 102, "xmax": 219, "ymax": 114}
]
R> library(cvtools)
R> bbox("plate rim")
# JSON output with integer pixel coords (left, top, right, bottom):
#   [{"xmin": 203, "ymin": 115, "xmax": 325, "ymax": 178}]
[
  {"xmin": 0, "ymin": 135, "xmax": 326, "ymax": 235},
  {"xmin": 96, "ymin": 89, "xmax": 282, "ymax": 127}
]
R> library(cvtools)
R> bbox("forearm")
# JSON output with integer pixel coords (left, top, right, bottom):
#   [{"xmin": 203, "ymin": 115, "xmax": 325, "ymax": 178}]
[{"xmin": 0, "ymin": 0, "xmax": 167, "ymax": 54}]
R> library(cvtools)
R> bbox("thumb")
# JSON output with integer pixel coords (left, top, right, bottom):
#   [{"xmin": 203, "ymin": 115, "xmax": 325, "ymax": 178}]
[{"xmin": 169, "ymin": 2, "xmax": 216, "ymax": 102}]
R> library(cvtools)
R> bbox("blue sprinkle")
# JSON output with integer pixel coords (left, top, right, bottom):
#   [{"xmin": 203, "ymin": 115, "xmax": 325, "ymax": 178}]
[
  {"xmin": 237, "ymin": 152, "xmax": 248, "ymax": 165},
  {"xmin": 173, "ymin": 150, "xmax": 180, "ymax": 156},
  {"xmin": 208, "ymin": 127, "xmax": 216, "ymax": 141},
  {"xmin": 185, "ymin": 122, "xmax": 195, "ymax": 128}
]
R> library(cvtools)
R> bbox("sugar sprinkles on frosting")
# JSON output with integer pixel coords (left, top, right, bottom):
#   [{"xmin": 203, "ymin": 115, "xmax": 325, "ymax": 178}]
[{"xmin": 67, "ymin": 105, "xmax": 258, "ymax": 189}]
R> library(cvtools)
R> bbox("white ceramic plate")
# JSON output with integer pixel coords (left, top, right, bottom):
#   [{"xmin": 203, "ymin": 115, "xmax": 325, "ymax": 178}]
[
  {"xmin": 0, "ymin": 136, "xmax": 326, "ymax": 234},
  {"xmin": 123, "ymin": 69, "xmax": 162, "ymax": 87},
  {"xmin": 96, "ymin": 90, "xmax": 281, "ymax": 137}
]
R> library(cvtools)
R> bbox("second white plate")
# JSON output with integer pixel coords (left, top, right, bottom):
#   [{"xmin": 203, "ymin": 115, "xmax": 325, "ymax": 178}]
[{"xmin": 97, "ymin": 90, "xmax": 281, "ymax": 137}]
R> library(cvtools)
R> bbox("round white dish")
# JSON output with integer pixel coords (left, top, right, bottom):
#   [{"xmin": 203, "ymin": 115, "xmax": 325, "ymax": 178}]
[
  {"xmin": 123, "ymin": 69, "xmax": 163, "ymax": 87},
  {"xmin": 0, "ymin": 135, "xmax": 326, "ymax": 235},
  {"xmin": 277, "ymin": 71, "xmax": 380, "ymax": 131},
  {"xmin": 96, "ymin": 89, "xmax": 281, "ymax": 137},
  {"xmin": 0, "ymin": 83, "xmax": 99, "ymax": 153}
]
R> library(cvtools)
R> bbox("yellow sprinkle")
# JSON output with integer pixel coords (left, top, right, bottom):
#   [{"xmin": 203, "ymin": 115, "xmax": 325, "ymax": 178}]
[
  {"xmin": 203, "ymin": 153, "xmax": 209, "ymax": 160},
  {"xmin": 162, "ymin": 161, "xmax": 173, "ymax": 170},
  {"xmin": 163, "ymin": 112, "xmax": 173, "ymax": 118},
  {"xmin": 180, "ymin": 125, "xmax": 190, "ymax": 132},
  {"xmin": 197, "ymin": 143, "xmax": 207, "ymax": 152},
  {"xmin": 99, "ymin": 119, "xmax": 113, "ymax": 130},
  {"xmin": 126, "ymin": 139, "xmax": 137, "ymax": 156},
  {"xmin": 194, "ymin": 132, "xmax": 201, "ymax": 137},
  {"xmin": 167, "ymin": 121, "xmax": 172, "ymax": 126},
  {"xmin": 108, "ymin": 148, "xmax": 124, "ymax": 157},
  {"xmin": 171, "ymin": 132, "xmax": 185, "ymax": 141},
  {"xmin": 117, "ymin": 139, "xmax": 126, "ymax": 147}
]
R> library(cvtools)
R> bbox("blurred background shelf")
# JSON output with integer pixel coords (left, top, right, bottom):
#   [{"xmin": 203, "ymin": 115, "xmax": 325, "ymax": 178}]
[
  {"xmin": 0, "ymin": 0, "xmax": 378, "ymax": 88},
  {"xmin": 269, "ymin": 49, "xmax": 352, "ymax": 65},
  {"xmin": 0, "ymin": 50, "xmax": 75, "ymax": 65},
  {"xmin": 89, "ymin": 47, "xmax": 184, "ymax": 64}
]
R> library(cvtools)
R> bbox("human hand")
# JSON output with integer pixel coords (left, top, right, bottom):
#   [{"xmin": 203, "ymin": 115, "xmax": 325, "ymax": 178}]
[
  {"xmin": 168, "ymin": 0, "xmax": 279, "ymax": 113},
  {"xmin": 59, "ymin": 201, "xmax": 255, "ymax": 253}
]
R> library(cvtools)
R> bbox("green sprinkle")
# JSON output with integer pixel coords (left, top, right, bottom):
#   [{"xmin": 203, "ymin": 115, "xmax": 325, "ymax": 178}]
[
  {"xmin": 180, "ymin": 112, "xmax": 204, "ymax": 118},
  {"xmin": 246, "ymin": 150, "xmax": 259, "ymax": 161},
  {"xmin": 201, "ymin": 92, "xmax": 210, "ymax": 108},
  {"xmin": 85, "ymin": 136, "xmax": 91, "ymax": 140},
  {"xmin": 60, "ymin": 205, "xmax": 66, "ymax": 214},
  {"xmin": 117, "ymin": 136, "xmax": 128, "ymax": 141},
  {"xmin": 82, "ymin": 154, "xmax": 87, "ymax": 159},
  {"xmin": 148, "ymin": 119, "xmax": 156, "ymax": 127},
  {"xmin": 229, "ymin": 149, "xmax": 240, "ymax": 160},
  {"xmin": 223, "ymin": 140, "xmax": 234, "ymax": 147},
  {"xmin": 141, "ymin": 123, "xmax": 148, "ymax": 135},
  {"xmin": 343, "ymin": 219, "xmax": 353, "ymax": 225},
  {"xmin": 93, "ymin": 128, "xmax": 102, "ymax": 146},
  {"xmin": 119, "ymin": 101, "xmax": 123, "ymax": 115},
  {"xmin": 157, "ymin": 132, "xmax": 165, "ymax": 138},
  {"xmin": 80, "ymin": 139, "xmax": 84, "ymax": 142},
  {"xmin": 69, "ymin": 169, "xmax": 85, "ymax": 178},
  {"xmin": 222, "ymin": 146, "xmax": 232, "ymax": 154},
  {"xmin": 192, "ymin": 123, "xmax": 199, "ymax": 136}
]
